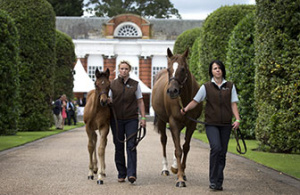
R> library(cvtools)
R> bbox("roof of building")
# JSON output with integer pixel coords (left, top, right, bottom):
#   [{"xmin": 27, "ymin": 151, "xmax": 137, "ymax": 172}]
[{"xmin": 56, "ymin": 16, "xmax": 203, "ymax": 40}]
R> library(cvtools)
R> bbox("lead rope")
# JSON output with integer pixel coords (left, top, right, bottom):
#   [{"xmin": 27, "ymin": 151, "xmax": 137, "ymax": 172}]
[
  {"xmin": 178, "ymin": 96, "xmax": 247, "ymax": 154},
  {"xmin": 109, "ymin": 103, "xmax": 146, "ymax": 151}
]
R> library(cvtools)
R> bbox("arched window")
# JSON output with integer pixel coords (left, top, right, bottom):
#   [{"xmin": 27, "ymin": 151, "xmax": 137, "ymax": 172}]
[{"xmin": 114, "ymin": 22, "xmax": 142, "ymax": 38}]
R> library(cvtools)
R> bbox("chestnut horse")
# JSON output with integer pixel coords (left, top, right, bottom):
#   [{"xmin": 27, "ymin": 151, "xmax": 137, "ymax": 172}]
[
  {"xmin": 83, "ymin": 68, "xmax": 110, "ymax": 185},
  {"xmin": 152, "ymin": 48, "xmax": 203, "ymax": 187}
]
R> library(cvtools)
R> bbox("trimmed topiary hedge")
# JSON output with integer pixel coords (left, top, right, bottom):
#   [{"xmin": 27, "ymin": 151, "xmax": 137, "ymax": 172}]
[
  {"xmin": 0, "ymin": 10, "xmax": 20, "ymax": 135},
  {"xmin": 254, "ymin": 0, "xmax": 300, "ymax": 153},
  {"xmin": 226, "ymin": 12, "xmax": 256, "ymax": 139},
  {"xmin": 0, "ymin": 0, "xmax": 56, "ymax": 131},
  {"xmin": 189, "ymin": 35, "xmax": 206, "ymax": 132},
  {"xmin": 198, "ymin": 5, "xmax": 255, "ymax": 85},
  {"xmin": 54, "ymin": 30, "xmax": 76, "ymax": 100},
  {"xmin": 173, "ymin": 27, "xmax": 202, "ymax": 56},
  {"xmin": 189, "ymin": 35, "xmax": 202, "ymax": 82}
]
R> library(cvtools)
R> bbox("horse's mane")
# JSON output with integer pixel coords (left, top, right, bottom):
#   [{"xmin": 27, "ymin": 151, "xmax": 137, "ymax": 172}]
[{"xmin": 153, "ymin": 69, "xmax": 167, "ymax": 86}]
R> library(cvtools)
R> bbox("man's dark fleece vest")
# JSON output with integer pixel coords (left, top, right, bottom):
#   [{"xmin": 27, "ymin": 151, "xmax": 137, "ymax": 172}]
[
  {"xmin": 204, "ymin": 81, "xmax": 233, "ymax": 124},
  {"xmin": 110, "ymin": 76, "xmax": 138, "ymax": 120}
]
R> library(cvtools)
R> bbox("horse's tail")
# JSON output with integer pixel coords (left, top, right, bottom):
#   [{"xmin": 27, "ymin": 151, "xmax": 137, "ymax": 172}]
[
  {"xmin": 153, "ymin": 113, "xmax": 160, "ymax": 133},
  {"xmin": 153, "ymin": 113, "xmax": 158, "ymax": 126}
]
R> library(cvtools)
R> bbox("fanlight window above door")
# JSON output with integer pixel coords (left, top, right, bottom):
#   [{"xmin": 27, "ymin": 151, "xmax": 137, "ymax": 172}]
[{"xmin": 114, "ymin": 22, "xmax": 142, "ymax": 38}]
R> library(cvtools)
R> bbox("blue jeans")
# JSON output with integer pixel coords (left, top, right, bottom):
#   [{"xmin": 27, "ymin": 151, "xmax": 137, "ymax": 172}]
[
  {"xmin": 205, "ymin": 125, "xmax": 232, "ymax": 187},
  {"xmin": 110, "ymin": 118, "xmax": 138, "ymax": 179}
]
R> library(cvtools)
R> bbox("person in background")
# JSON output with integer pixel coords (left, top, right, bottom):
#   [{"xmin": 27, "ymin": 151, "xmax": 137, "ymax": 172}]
[
  {"xmin": 61, "ymin": 94, "xmax": 67, "ymax": 129},
  {"xmin": 53, "ymin": 95, "xmax": 63, "ymax": 130},
  {"xmin": 109, "ymin": 60, "xmax": 146, "ymax": 184},
  {"xmin": 180, "ymin": 60, "xmax": 241, "ymax": 191},
  {"xmin": 67, "ymin": 98, "xmax": 77, "ymax": 125},
  {"xmin": 78, "ymin": 97, "xmax": 86, "ymax": 107}
]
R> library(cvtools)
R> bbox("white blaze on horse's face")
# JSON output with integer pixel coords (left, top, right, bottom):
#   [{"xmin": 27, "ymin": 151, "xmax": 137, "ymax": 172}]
[{"xmin": 172, "ymin": 62, "xmax": 178, "ymax": 77}]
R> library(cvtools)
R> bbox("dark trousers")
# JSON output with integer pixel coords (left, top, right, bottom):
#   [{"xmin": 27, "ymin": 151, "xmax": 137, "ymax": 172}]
[
  {"xmin": 110, "ymin": 118, "xmax": 138, "ymax": 179},
  {"xmin": 205, "ymin": 125, "xmax": 232, "ymax": 187},
  {"xmin": 67, "ymin": 111, "xmax": 76, "ymax": 125}
]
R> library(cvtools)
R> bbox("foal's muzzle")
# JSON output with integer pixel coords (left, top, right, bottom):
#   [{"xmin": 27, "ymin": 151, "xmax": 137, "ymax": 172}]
[
  {"xmin": 100, "ymin": 99, "xmax": 108, "ymax": 107},
  {"xmin": 99, "ymin": 92, "xmax": 108, "ymax": 107}
]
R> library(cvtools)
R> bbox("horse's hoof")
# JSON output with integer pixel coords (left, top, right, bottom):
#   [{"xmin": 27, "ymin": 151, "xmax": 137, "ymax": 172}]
[
  {"xmin": 177, "ymin": 176, "xmax": 187, "ymax": 181},
  {"xmin": 176, "ymin": 181, "xmax": 186, "ymax": 188},
  {"xmin": 171, "ymin": 166, "xmax": 178, "ymax": 174},
  {"xmin": 97, "ymin": 180, "xmax": 104, "ymax": 185},
  {"xmin": 161, "ymin": 170, "xmax": 170, "ymax": 176},
  {"xmin": 88, "ymin": 175, "xmax": 94, "ymax": 180}
]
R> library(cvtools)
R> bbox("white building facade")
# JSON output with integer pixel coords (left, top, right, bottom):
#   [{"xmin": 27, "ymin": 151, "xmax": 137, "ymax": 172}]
[{"xmin": 56, "ymin": 14, "xmax": 203, "ymax": 113}]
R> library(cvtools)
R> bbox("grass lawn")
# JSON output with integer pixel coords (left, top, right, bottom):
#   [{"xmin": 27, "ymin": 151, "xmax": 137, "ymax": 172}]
[
  {"xmin": 0, "ymin": 122, "xmax": 85, "ymax": 152},
  {"xmin": 191, "ymin": 130, "xmax": 300, "ymax": 179}
]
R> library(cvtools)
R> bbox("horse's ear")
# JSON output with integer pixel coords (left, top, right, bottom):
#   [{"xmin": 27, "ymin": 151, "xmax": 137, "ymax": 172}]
[
  {"xmin": 167, "ymin": 48, "xmax": 173, "ymax": 58},
  {"xmin": 95, "ymin": 68, "xmax": 100, "ymax": 78},
  {"xmin": 183, "ymin": 48, "xmax": 189, "ymax": 58},
  {"xmin": 105, "ymin": 68, "xmax": 110, "ymax": 79}
]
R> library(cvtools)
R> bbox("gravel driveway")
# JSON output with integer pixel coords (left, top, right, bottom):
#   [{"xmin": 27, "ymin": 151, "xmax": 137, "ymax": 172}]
[{"xmin": 0, "ymin": 122, "xmax": 299, "ymax": 195}]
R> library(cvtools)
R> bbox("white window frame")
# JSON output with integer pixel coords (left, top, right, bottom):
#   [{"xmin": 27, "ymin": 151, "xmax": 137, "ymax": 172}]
[
  {"xmin": 114, "ymin": 22, "xmax": 142, "ymax": 38},
  {"xmin": 87, "ymin": 55, "xmax": 104, "ymax": 81},
  {"xmin": 151, "ymin": 56, "xmax": 168, "ymax": 88}
]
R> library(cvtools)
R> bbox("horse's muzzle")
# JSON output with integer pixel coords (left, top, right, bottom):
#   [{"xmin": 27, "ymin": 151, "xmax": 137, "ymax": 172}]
[{"xmin": 167, "ymin": 88, "xmax": 180, "ymax": 99}]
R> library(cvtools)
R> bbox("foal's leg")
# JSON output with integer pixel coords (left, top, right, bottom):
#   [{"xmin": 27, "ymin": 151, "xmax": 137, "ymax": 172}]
[
  {"xmin": 87, "ymin": 127, "xmax": 97, "ymax": 180},
  {"xmin": 157, "ymin": 118, "xmax": 169, "ymax": 176},
  {"xmin": 96, "ymin": 125, "xmax": 109, "ymax": 185},
  {"xmin": 92, "ymin": 133, "xmax": 98, "ymax": 174}
]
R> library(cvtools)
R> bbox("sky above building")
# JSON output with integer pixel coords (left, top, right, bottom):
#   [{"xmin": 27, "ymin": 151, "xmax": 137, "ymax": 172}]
[
  {"xmin": 83, "ymin": 0, "xmax": 256, "ymax": 20},
  {"xmin": 171, "ymin": 0, "xmax": 256, "ymax": 19}
]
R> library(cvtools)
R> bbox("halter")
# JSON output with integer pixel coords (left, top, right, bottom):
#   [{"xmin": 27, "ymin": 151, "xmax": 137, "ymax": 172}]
[
  {"xmin": 168, "ymin": 72, "xmax": 188, "ymax": 88},
  {"xmin": 97, "ymin": 90, "xmax": 108, "ymax": 99}
]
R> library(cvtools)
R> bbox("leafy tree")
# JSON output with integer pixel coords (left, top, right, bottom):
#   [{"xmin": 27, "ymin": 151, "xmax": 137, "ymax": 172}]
[
  {"xmin": 173, "ymin": 27, "xmax": 201, "ymax": 56},
  {"xmin": 198, "ymin": 5, "xmax": 255, "ymax": 85},
  {"xmin": 254, "ymin": 0, "xmax": 300, "ymax": 153},
  {"xmin": 54, "ymin": 30, "xmax": 76, "ymax": 100},
  {"xmin": 47, "ymin": 0, "xmax": 84, "ymax": 16},
  {"xmin": 189, "ymin": 35, "xmax": 206, "ymax": 133},
  {"xmin": 0, "ymin": 0, "xmax": 56, "ymax": 131},
  {"xmin": 189, "ymin": 36, "xmax": 202, "ymax": 83},
  {"xmin": 0, "ymin": 10, "xmax": 20, "ymax": 135},
  {"xmin": 85, "ymin": 0, "xmax": 181, "ymax": 19},
  {"xmin": 226, "ymin": 12, "xmax": 256, "ymax": 139}
]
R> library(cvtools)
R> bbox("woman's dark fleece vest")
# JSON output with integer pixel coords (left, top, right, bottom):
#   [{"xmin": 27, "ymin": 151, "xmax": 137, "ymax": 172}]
[
  {"xmin": 110, "ymin": 76, "xmax": 138, "ymax": 120},
  {"xmin": 204, "ymin": 81, "xmax": 233, "ymax": 124}
]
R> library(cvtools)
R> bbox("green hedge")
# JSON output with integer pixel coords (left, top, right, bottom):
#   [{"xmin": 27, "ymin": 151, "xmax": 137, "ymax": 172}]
[
  {"xmin": 173, "ymin": 27, "xmax": 202, "ymax": 56},
  {"xmin": 54, "ymin": 30, "xmax": 76, "ymax": 100},
  {"xmin": 189, "ymin": 36, "xmax": 202, "ymax": 82},
  {"xmin": 254, "ymin": 0, "xmax": 300, "ymax": 153},
  {"xmin": 0, "ymin": 0, "xmax": 56, "ymax": 131},
  {"xmin": 226, "ymin": 12, "xmax": 256, "ymax": 139},
  {"xmin": 198, "ymin": 5, "xmax": 255, "ymax": 85},
  {"xmin": 189, "ymin": 36, "xmax": 206, "ymax": 132},
  {"xmin": 0, "ymin": 10, "xmax": 20, "ymax": 135}
]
